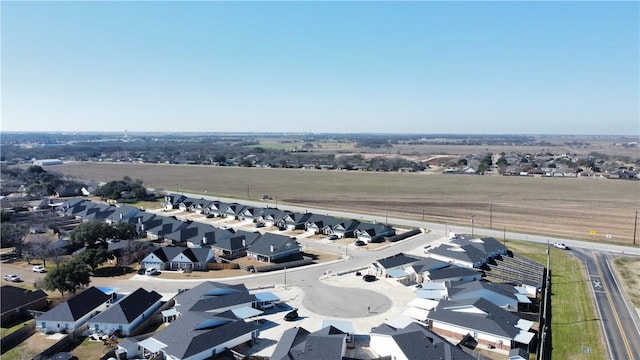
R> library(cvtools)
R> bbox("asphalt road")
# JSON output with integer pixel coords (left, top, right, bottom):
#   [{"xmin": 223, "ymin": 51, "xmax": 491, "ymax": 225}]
[
  {"xmin": 3, "ymin": 195, "xmax": 639, "ymax": 358},
  {"xmin": 574, "ymin": 249, "xmax": 640, "ymax": 360}
]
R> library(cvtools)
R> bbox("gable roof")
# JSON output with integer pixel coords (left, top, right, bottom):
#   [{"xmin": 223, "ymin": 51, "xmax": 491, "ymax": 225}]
[
  {"xmin": 428, "ymin": 243, "xmax": 488, "ymax": 265},
  {"xmin": 174, "ymin": 282, "xmax": 256, "ymax": 313},
  {"xmin": 427, "ymin": 266, "xmax": 482, "ymax": 281},
  {"xmin": 247, "ymin": 233, "xmax": 299, "ymax": 256},
  {"xmin": 271, "ymin": 327, "xmax": 311, "ymax": 360},
  {"xmin": 151, "ymin": 310, "xmax": 256, "ymax": 359},
  {"xmin": 376, "ymin": 253, "xmax": 424, "ymax": 269},
  {"xmin": 90, "ymin": 288, "xmax": 161, "ymax": 324},
  {"xmin": 37, "ymin": 287, "xmax": 110, "ymax": 323},
  {"xmin": 428, "ymin": 298, "xmax": 527, "ymax": 340},
  {"xmin": 371, "ymin": 322, "xmax": 472, "ymax": 360},
  {"xmin": 1, "ymin": 285, "xmax": 48, "ymax": 314},
  {"xmin": 271, "ymin": 326, "xmax": 346, "ymax": 360}
]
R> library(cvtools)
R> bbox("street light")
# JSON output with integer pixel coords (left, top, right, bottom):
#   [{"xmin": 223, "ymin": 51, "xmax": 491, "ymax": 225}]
[{"xmin": 634, "ymin": 210, "xmax": 638, "ymax": 245}]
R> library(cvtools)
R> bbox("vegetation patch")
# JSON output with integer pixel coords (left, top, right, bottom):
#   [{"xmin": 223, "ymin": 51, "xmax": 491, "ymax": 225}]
[{"xmin": 612, "ymin": 257, "xmax": 640, "ymax": 309}]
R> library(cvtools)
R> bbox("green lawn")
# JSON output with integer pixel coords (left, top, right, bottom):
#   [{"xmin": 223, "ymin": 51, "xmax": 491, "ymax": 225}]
[{"xmin": 504, "ymin": 241, "xmax": 606, "ymax": 360}]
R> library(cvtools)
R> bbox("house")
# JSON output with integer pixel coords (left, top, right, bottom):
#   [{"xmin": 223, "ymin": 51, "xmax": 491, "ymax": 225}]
[
  {"xmin": 88, "ymin": 288, "xmax": 162, "ymax": 336},
  {"xmin": 210, "ymin": 231, "xmax": 260, "ymax": 259},
  {"xmin": 446, "ymin": 280, "xmax": 531, "ymax": 311},
  {"xmin": 36, "ymin": 287, "xmax": 112, "ymax": 334},
  {"xmin": 237, "ymin": 206, "xmax": 262, "ymax": 222},
  {"xmin": 143, "ymin": 216, "xmax": 191, "ymax": 241},
  {"xmin": 221, "ymin": 202, "xmax": 246, "ymax": 219},
  {"xmin": 162, "ymin": 194, "xmax": 187, "ymax": 211},
  {"xmin": 356, "ymin": 223, "xmax": 395, "ymax": 243},
  {"xmin": 188, "ymin": 198, "xmax": 212, "ymax": 214},
  {"xmin": 331, "ymin": 219, "xmax": 361, "ymax": 238},
  {"xmin": 126, "ymin": 210, "xmax": 158, "ymax": 236},
  {"xmin": 104, "ymin": 204, "xmax": 140, "ymax": 225},
  {"xmin": 1, "ymin": 285, "xmax": 48, "ymax": 326},
  {"xmin": 164, "ymin": 221, "xmax": 220, "ymax": 246},
  {"xmin": 135, "ymin": 309, "xmax": 256, "ymax": 360},
  {"xmin": 427, "ymin": 243, "xmax": 489, "ymax": 268},
  {"xmin": 271, "ymin": 325, "xmax": 348, "ymax": 360},
  {"xmin": 370, "ymin": 322, "xmax": 472, "ymax": 360},
  {"xmin": 177, "ymin": 198, "xmax": 196, "ymax": 212},
  {"xmin": 256, "ymin": 208, "xmax": 287, "ymax": 227},
  {"xmin": 423, "ymin": 266, "xmax": 483, "ymax": 284},
  {"xmin": 450, "ymin": 236, "xmax": 508, "ymax": 259},
  {"xmin": 427, "ymin": 297, "xmax": 535, "ymax": 352},
  {"xmin": 204, "ymin": 201, "xmax": 229, "ymax": 218},
  {"xmin": 246, "ymin": 233, "xmax": 301, "ymax": 263},
  {"xmin": 305, "ymin": 214, "xmax": 339, "ymax": 235},
  {"xmin": 369, "ymin": 253, "xmax": 423, "ymax": 282},
  {"xmin": 127, "ymin": 282, "xmax": 258, "ymax": 360},
  {"xmin": 277, "ymin": 212, "xmax": 313, "ymax": 230},
  {"xmin": 140, "ymin": 246, "xmax": 215, "ymax": 271}
]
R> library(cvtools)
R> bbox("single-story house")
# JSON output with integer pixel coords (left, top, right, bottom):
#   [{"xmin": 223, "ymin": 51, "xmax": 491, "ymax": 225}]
[
  {"xmin": 246, "ymin": 233, "xmax": 301, "ymax": 263},
  {"xmin": 1, "ymin": 285, "xmax": 48, "ymax": 326},
  {"xmin": 271, "ymin": 325, "xmax": 348, "ymax": 360},
  {"xmin": 88, "ymin": 288, "xmax": 162, "ymax": 336},
  {"xmin": 370, "ymin": 321, "xmax": 473, "ymax": 360},
  {"xmin": 36, "ymin": 287, "xmax": 112, "ymax": 334},
  {"xmin": 140, "ymin": 246, "xmax": 215, "ymax": 271}
]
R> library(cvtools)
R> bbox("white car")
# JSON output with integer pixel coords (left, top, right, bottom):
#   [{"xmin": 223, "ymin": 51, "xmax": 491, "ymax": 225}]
[
  {"xmin": 553, "ymin": 243, "xmax": 568, "ymax": 250},
  {"xmin": 145, "ymin": 267, "xmax": 159, "ymax": 276},
  {"xmin": 3, "ymin": 274, "xmax": 21, "ymax": 282},
  {"xmin": 32, "ymin": 265, "xmax": 47, "ymax": 273}
]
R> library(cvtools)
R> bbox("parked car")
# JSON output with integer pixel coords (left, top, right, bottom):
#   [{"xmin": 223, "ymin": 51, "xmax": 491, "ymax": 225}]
[
  {"xmin": 32, "ymin": 265, "xmax": 47, "ymax": 273},
  {"xmin": 553, "ymin": 243, "xmax": 569, "ymax": 250},
  {"xmin": 145, "ymin": 267, "xmax": 159, "ymax": 276},
  {"xmin": 3, "ymin": 274, "xmax": 21, "ymax": 282},
  {"xmin": 354, "ymin": 240, "xmax": 366, "ymax": 246},
  {"xmin": 284, "ymin": 308, "xmax": 299, "ymax": 321},
  {"xmin": 362, "ymin": 274, "xmax": 377, "ymax": 282},
  {"xmin": 327, "ymin": 234, "xmax": 339, "ymax": 240},
  {"xmin": 137, "ymin": 267, "xmax": 146, "ymax": 275}
]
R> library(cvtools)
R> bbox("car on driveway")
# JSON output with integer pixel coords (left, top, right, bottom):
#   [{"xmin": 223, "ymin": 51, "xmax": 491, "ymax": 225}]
[
  {"xmin": 284, "ymin": 308, "xmax": 299, "ymax": 321},
  {"xmin": 362, "ymin": 274, "xmax": 377, "ymax": 282},
  {"xmin": 354, "ymin": 240, "xmax": 366, "ymax": 246},
  {"xmin": 553, "ymin": 243, "xmax": 569, "ymax": 250},
  {"xmin": 3, "ymin": 274, "xmax": 21, "ymax": 282},
  {"xmin": 327, "ymin": 234, "xmax": 339, "ymax": 240},
  {"xmin": 32, "ymin": 265, "xmax": 47, "ymax": 273},
  {"xmin": 145, "ymin": 267, "xmax": 160, "ymax": 276}
]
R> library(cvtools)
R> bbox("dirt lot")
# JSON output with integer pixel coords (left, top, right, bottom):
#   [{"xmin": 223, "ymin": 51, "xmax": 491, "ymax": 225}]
[{"xmin": 52, "ymin": 162, "xmax": 639, "ymax": 244}]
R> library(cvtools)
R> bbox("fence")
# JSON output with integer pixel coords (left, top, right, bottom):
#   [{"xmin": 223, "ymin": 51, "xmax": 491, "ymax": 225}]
[
  {"xmin": 253, "ymin": 257, "xmax": 313, "ymax": 273},
  {"xmin": 1, "ymin": 320, "xmax": 35, "ymax": 354}
]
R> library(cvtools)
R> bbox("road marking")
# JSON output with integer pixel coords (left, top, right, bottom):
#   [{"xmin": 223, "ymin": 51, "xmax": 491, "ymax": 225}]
[
  {"xmin": 592, "ymin": 280, "xmax": 602, "ymax": 289},
  {"xmin": 592, "ymin": 253, "xmax": 634, "ymax": 360}
]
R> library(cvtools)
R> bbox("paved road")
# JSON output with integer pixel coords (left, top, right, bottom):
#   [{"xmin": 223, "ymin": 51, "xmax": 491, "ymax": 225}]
[
  {"xmin": 575, "ymin": 249, "xmax": 640, "ymax": 360},
  {"xmin": 3, "ymin": 195, "xmax": 639, "ymax": 357}
]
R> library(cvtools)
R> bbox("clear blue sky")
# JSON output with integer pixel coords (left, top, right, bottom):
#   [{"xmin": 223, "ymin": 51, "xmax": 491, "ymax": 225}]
[{"xmin": 2, "ymin": 1, "xmax": 638, "ymax": 135}]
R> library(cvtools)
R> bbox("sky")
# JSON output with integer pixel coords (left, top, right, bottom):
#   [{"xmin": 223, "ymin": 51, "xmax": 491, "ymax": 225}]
[{"xmin": 1, "ymin": 1, "xmax": 638, "ymax": 135}]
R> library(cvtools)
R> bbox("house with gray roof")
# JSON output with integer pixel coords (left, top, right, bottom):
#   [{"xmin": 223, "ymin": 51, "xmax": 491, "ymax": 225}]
[
  {"xmin": 450, "ymin": 236, "xmax": 508, "ymax": 258},
  {"xmin": 271, "ymin": 325, "xmax": 348, "ymax": 360},
  {"xmin": 427, "ymin": 243, "xmax": 489, "ymax": 268},
  {"xmin": 162, "ymin": 194, "xmax": 187, "ymax": 210},
  {"xmin": 424, "ymin": 266, "xmax": 483, "ymax": 283},
  {"xmin": 277, "ymin": 212, "xmax": 313, "ymax": 230},
  {"xmin": 88, "ymin": 288, "xmax": 162, "ymax": 336},
  {"xmin": 246, "ymin": 233, "xmax": 301, "ymax": 263},
  {"xmin": 104, "ymin": 204, "xmax": 140, "ymax": 225},
  {"xmin": 446, "ymin": 280, "xmax": 531, "ymax": 311},
  {"xmin": 210, "ymin": 231, "xmax": 260, "ymax": 259},
  {"xmin": 370, "ymin": 322, "xmax": 473, "ymax": 360},
  {"xmin": 143, "ymin": 216, "xmax": 191, "ymax": 241},
  {"xmin": 356, "ymin": 223, "xmax": 395, "ymax": 243},
  {"xmin": 140, "ymin": 246, "xmax": 215, "ymax": 271},
  {"xmin": 123, "ymin": 282, "xmax": 258, "ymax": 360},
  {"xmin": 427, "ymin": 297, "xmax": 535, "ymax": 352},
  {"xmin": 1, "ymin": 285, "xmax": 48, "ymax": 326},
  {"xmin": 36, "ymin": 286, "xmax": 111, "ymax": 334},
  {"xmin": 257, "ymin": 208, "xmax": 288, "ymax": 227}
]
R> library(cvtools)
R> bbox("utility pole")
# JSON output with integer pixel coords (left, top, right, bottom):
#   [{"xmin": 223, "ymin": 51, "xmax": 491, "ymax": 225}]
[
  {"xmin": 284, "ymin": 267, "xmax": 287, "ymax": 288},
  {"xmin": 247, "ymin": 184, "xmax": 250, "ymax": 199},
  {"xmin": 471, "ymin": 216, "xmax": 475, "ymax": 238},
  {"xmin": 634, "ymin": 210, "xmax": 638, "ymax": 245},
  {"xmin": 422, "ymin": 206, "xmax": 425, "ymax": 221}
]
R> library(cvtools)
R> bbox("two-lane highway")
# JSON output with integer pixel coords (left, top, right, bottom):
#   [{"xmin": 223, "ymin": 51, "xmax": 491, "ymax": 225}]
[{"xmin": 575, "ymin": 249, "xmax": 640, "ymax": 360}]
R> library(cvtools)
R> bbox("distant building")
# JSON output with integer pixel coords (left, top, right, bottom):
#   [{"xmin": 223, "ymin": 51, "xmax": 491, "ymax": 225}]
[{"xmin": 33, "ymin": 159, "xmax": 63, "ymax": 166}]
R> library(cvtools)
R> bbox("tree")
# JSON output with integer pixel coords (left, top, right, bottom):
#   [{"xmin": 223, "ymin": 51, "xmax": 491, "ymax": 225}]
[
  {"xmin": 41, "ymin": 260, "xmax": 91, "ymax": 297},
  {"xmin": 22, "ymin": 235, "xmax": 62, "ymax": 267},
  {"xmin": 75, "ymin": 248, "xmax": 111, "ymax": 273},
  {"xmin": 112, "ymin": 222, "xmax": 138, "ymax": 240},
  {"xmin": 0, "ymin": 222, "xmax": 28, "ymax": 253},
  {"xmin": 69, "ymin": 221, "xmax": 115, "ymax": 247}
]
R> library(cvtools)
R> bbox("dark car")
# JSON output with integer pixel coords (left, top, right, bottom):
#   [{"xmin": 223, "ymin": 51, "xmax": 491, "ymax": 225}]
[
  {"xmin": 327, "ymin": 234, "xmax": 339, "ymax": 240},
  {"xmin": 284, "ymin": 308, "xmax": 299, "ymax": 321},
  {"xmin": 362, "ymin": 274, "xmax": 376, "ymax": 282},
  {"xmin": 137, "ymin": 267, "xmax": 146, "ymax": 275},
  {"xmin": 354, "ymin": 240, "xmax": 366, "ymax": 246}
]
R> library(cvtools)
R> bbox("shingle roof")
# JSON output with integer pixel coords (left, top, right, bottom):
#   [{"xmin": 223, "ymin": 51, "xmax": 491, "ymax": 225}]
[
  {"xmin": 271, "ymin": 327, "xmax": 311, "ymax": 360},
  {"xmin": 37, "ymin": 287, "xmax": 110, "ymax": 323},
  {"xmin": 377, "ymin": 253, "xmax": 424, "ymax": 269},
  {"xmin": 1, "ymin": 285, "xmax": 47, "ymax": 314},
  {"xmin": 371, "ymin": 322, "xmax": 472, "ymax": 360},
  {"xmin": 427, "ymin": 266, "xmax": 482, "ymax": 281},
  {"xmin": 174, "ymin": 282, "xmax": 256, "ymax": 313},
  {"xmin": 90, "ymin": 288, "xmax": 161, "ymax": 324},
  {"xmin": 247, "ymin": 233, "xmax": 299, "ymax": 257},
  {"xmin": 429, "ymin": 244, "xmax": 488, "ymax": 265},
  {"xmin": 428, "ymin": 298, "xmax": 523, "ymax": 339}
]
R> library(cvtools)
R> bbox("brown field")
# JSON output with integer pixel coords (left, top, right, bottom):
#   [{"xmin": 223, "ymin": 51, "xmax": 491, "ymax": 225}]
[{"xmin": 53, "ymin": 162, "xmax": 639, "ymax": 244}]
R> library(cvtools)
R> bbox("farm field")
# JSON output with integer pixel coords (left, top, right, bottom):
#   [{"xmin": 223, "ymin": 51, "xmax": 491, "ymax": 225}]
[{"xmin": 53, "ymin": 162, "xmax": 639, "ymax": 244}]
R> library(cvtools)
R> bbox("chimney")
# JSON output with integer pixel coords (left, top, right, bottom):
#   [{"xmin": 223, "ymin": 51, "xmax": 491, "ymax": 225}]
[
  {"xmin": 203, "ymin": 235, "xmax": 208, "ymax": 244},
  {"xmin": 242, "ymin": 239, "xmax": 246, "ymax": 247},
  {"xmin": 270, "ymin": 244, "xmax": 274, "ymax": 252},
  {"xmin": 141, "ymin": 224, "xmax": 145, "ymax": 231},
  {"xmin": 119, "ymin": 213, "xmax": 123, "ymax": 219},
  {"xmin": 138, "ymin": 217, "xmax": 142, "ymax": 224}
]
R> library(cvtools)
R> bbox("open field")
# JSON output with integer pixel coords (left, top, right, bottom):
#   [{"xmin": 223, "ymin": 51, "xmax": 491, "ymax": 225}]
[
  {"xmin": 53, "ymin": 162, "xmax": 639, "ymax": 244},
  {"xmin": 504, "ymin": 241, "xmax": 607, "ymax": 360}
]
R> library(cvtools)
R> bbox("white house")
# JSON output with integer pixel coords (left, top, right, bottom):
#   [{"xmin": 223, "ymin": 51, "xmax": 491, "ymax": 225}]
[
  {"xmin": 88, "ymin": 288, "xmax": 162, "ymax": 336},
  {"xmin": 36, "ymin": 287, "xmax": 111, "ymax": 334}
]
